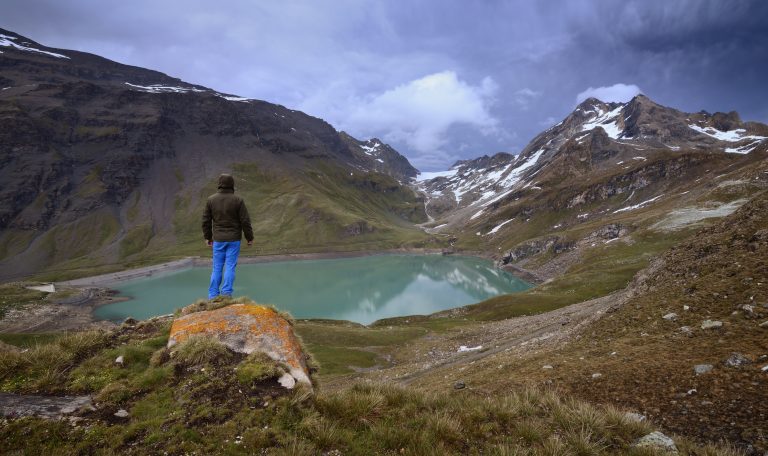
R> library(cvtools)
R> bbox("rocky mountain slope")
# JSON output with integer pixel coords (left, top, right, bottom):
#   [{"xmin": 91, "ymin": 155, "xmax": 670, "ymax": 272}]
[
  {"xmin": 418, "ymin": 94, "xmax": 768, "ymax": 281},
  {"xmin": 0, "ymin": 28, "xmax": 431, "ymax": 281}
]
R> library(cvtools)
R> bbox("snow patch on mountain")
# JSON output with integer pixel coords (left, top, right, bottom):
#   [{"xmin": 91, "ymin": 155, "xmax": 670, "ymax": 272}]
[
  {"xmin": 688, "ymin": 124, "xmax": 767, "ymax": 154},
  {"xmin": 688, "ymin": 125, "xmax": 758, "ymax": 142},
  {"xmin": 217, "ymin": 94, "xmax": 251, "ymax": 102},
  {"xmin": 614, "ymin": 194, "xmax": 664, "ymax": 213},
  {"xmin": 360, "ymin": 142, "xmax": 381, "ymax": 156},
  {"xmin": 486, "ymin": 218, "xmax": 514, "ymax": 235},
  {"xmin": 581, "ymin": 105, "xmax": 624, "ymax": 139},
  {"xmin": 0, "ymin": 33, "xmax": 69, "ymax": 59},
  {"xmin": 125, "ymin": 83, "xmax": 205, "ymax": 94},
  {"xmin": 725, "ymin": 141, "xmax": 764, "ymax": 154}
]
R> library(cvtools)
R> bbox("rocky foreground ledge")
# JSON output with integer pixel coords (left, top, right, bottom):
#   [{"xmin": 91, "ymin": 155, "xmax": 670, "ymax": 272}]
[{"xmin": 168, "ymin": 300, "xmax": 313, "ymax": 388}]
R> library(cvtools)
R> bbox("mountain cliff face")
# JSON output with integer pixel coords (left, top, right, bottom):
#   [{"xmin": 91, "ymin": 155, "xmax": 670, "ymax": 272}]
[
  {"xmin": 0, "ymin": 29, "xmax": 429, "ymax": 280},
  {"xmin": 417, "ymin": 94, "xmax": 768, "ymax": 277}
]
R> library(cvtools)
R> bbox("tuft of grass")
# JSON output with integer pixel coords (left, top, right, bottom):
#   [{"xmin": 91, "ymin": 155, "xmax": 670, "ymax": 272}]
[
  {"xmin": 236, "ymin": 352, "xmax": 285, "ymax": 386},
  {"xmin": 0, "ymin": 330, "xmax": 108, "ymax": 393},
  {"xmin": 172, "ymin": 335, "xmax": 234, "ymax": 367}
]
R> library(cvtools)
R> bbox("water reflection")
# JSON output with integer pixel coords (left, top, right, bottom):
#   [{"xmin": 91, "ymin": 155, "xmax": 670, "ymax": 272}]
[{"xmin": 96, "ymin": 255, "xmax": 531, "ymax": 325}]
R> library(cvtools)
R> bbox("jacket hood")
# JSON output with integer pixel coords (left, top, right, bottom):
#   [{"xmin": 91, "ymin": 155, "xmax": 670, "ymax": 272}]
[{"xmin": 217, "ymin": 174, "xmax": 235, "ymax": 190}]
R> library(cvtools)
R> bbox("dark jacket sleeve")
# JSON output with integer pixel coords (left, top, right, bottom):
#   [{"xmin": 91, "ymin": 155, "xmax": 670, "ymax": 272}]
[
  {"xmin": 239, "ymin": 200, "xmax": 254, "ymax": 242},
  {"xmin": 202, "ymin": 199, "xmax": 213, "ymax": 241}
]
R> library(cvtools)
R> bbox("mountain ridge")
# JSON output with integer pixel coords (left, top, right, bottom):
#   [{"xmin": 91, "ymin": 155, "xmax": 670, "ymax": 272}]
[{"xmin": 0, "ymin": 28, "xmax": 431, "ymax": 280}]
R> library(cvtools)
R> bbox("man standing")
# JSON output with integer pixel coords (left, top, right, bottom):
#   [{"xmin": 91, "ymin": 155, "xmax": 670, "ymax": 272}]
[{"xmin": 202, "ymin": 173, "xmax": 254, "ymax": 299}]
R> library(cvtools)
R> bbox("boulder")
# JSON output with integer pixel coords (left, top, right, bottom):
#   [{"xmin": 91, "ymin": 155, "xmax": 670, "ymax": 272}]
[
  {"xmin": 624, "ymin": 412, "xmax": 647, "ymax": 423},
  {"xmin": 168, "ymin": 303, "xmax": 311, "ymax": 386},
  {"xmin": 662, "ymin": 313, "xmax": 678, "ymax": 321},
  {"xmin": 633, "ymin": 431, "xmax": 678, "ymax": 454},
  {"xmin": 724, "ymin": 353, "xmax": 751, "ymax": 367},
  {"xmin": 700, "ymin": 320, "xmax": 723, "ymax": 330}
]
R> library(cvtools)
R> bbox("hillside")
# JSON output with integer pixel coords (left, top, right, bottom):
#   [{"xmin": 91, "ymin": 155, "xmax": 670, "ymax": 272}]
[
  {"xmin": 327, "ymin": 189, "xmax": 768, "ymax": 453},
  {"xmin": 0, "ymin": 297, "xmax": 744, "ymax": 455},
  {"xmin": 0, "ymin": 28, "xmax": 432, "ymax": 281}
]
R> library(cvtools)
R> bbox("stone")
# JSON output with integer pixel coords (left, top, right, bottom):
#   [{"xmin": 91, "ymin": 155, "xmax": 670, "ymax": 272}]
[
  {"xmin": 741, "ymin": 304, "xmax": 756, "ymax": 318},
  {"xmin": 624, "ymin": 412, "xmax": 647, "ymax": 423},
  {"xmin": 591, "ymin": 373, "xmax": 602, "ymax": 379},
  {"xmin": 115, "ymin": 355, "xmax": 125, "ymax": 367},
  {"xmin": 633, "ymin": 431, "xmax": 678, "ymax": 454},
  {"xmin": 168, "ymin": 303, "xmax": 311, "ymax": 386},
  {"xmin": 0, "ymin": 393, "xmax": 92, "ymax": 419},
  {"xmin": 700, "ymin": 320, "xmax": 723, "ymax": 330},
  {"xmin": 277, "ymin": 373, "xmax": 296, "ymax": 389},
  {"xmin": 694, "ymin": 364, "xmax": 713, "ymax": 375},
  {"xmin": 759, "ymin": 320, "xmax": 768, "ymax": 328},
  {"xmin": 679, "ymin": 326, "xmax": 693, "ymax": 336},
  {"xmin": 114, "ymin": 409, "xmax": 129, "ymax": 418},
  {"xmin": 453, "ymin": 381, "xmax": 466, "ymax": 390},
  {"xmin": 724, "ymin": 353, "xmax": 751, "ymax": 367},
  {"xmin": 761, "ymin": 365, "xmax": 768, "ymax": 373},
  {"xmin": 683, "ymin": 305, "xmax": 690, "ymax": 311},
  {"xmin": 662, "ymin": 313, "xmax": 678, "ymax": 321},
  {"xmin": 122, "ymin": 317, "xmax": 137, "ymax": 326},
  {"xmin": 542, "ymin": 365, "xmax": 554, "ymax": 369}
]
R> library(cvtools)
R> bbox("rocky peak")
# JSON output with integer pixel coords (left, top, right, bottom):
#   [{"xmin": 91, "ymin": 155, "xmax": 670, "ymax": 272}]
[{"xmin": 339, "ymin": 132, "xmax": 419, "ymax": 181}]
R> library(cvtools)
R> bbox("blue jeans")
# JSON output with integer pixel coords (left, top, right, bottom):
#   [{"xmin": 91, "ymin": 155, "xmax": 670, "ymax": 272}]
[{"xmin": 208, "ymin": 241, "xmax": 241, "ymax": 299}]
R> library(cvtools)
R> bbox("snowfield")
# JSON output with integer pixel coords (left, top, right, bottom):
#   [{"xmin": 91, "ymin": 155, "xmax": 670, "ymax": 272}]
[{"xmin": 0, "ymin": 33, "xmax": 69, "ymax": 59}]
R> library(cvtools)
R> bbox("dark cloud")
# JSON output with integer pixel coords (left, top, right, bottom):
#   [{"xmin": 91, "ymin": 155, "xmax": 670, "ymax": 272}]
[{"xmin": 2, "ymin": 0, "xmax": 766, "ymax": 170}]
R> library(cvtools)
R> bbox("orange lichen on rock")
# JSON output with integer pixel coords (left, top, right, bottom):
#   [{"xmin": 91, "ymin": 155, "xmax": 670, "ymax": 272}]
[{"xmin": 168, "ymin": 303, "xmax": 311, "ymax": 385}]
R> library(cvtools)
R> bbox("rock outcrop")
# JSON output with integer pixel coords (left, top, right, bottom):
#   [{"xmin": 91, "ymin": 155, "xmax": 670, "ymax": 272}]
[{"xmin": 168, "ymin": 303, "xmax": 311, "ymax": 387}]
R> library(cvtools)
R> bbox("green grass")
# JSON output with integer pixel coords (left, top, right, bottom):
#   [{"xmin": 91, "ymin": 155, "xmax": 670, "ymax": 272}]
[
  {"xmin": 0, "ymin": 332, "xmax": 60, "ymax": 347},
  {"xmin": 119, "ymin": 224, "xmax": 154, "ymax": 259},
  {"xmin": 469, "ymin": 230, "xmax": 688, "ymax": 321},
  {"xmin": 304, "ymin": 344, "xmax": 379, "ymax": 376}
]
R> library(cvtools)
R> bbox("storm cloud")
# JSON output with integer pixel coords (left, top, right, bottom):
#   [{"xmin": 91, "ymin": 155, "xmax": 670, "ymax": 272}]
[{"xmin": 2, "ymin": 0, "xmax": 766, "ymax": 170}]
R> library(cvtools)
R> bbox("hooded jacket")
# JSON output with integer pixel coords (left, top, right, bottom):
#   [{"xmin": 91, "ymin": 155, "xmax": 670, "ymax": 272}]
[{"xmin": 202, "ymin": 174, "xmax": 254, "ymax": 242}]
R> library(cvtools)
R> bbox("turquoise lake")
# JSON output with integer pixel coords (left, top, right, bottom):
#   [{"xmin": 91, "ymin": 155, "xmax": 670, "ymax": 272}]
[{"xmin": 94, "ymin": 255, "xmax": 532, "ymax": 325}]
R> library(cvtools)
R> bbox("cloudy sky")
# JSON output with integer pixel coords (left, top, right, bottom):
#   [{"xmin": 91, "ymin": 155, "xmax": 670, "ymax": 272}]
[{"xmin": 3, "ymin": 0, "xmax": 767, "ymax": 170}]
